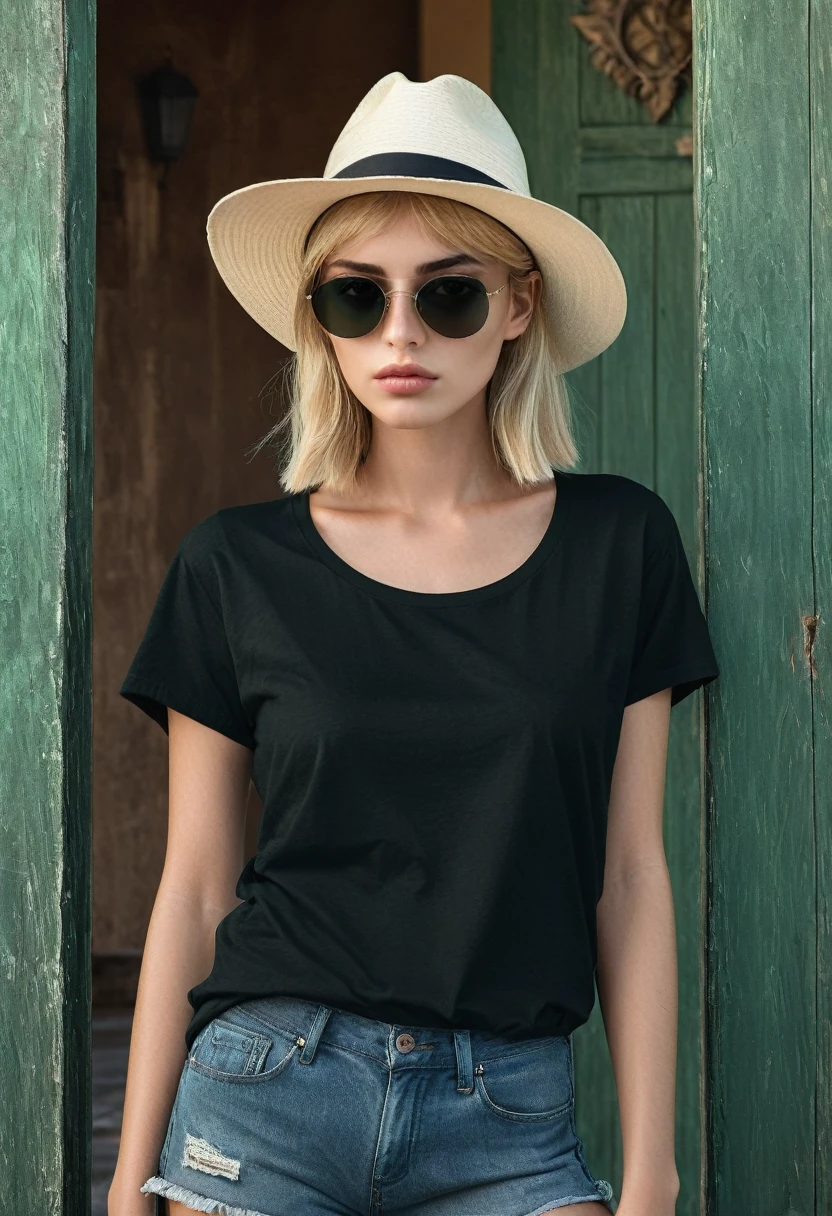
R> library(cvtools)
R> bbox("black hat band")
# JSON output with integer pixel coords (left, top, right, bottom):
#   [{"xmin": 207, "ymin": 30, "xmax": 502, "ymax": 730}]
[{"xmin": 331, "ymin": 152, "xmax": 509, "ymax": 190}]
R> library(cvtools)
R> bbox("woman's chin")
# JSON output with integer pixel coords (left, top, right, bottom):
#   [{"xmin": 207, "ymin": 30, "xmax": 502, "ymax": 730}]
[{"xmin": 363, "ymin": 394, "xmax": 461, "ymax": 430}]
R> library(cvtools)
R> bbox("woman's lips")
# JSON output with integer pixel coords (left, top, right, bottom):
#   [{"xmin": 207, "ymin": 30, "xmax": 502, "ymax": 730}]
[{"xmin": 374, "ymin": 374, "xmax": 437, "ymax": 394}]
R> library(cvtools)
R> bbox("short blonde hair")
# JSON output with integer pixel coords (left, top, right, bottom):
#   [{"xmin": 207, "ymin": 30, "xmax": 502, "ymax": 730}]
[{"xmin": 250, "ymin": 191, "xmax": 579, "ymax": 494}]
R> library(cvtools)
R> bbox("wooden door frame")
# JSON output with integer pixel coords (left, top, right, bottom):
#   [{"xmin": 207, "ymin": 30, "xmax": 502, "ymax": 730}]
[
  {"xmin": 694, "ymin": 2, "xmax": 828, "ymax": 1214},
  {"xmin": 0, "ymin": 0, "xmax": 95, "ymax": 1211}
]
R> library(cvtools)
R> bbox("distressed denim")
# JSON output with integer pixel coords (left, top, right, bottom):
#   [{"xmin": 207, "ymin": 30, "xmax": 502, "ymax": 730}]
[{"xmin": 142, "ymin": 993, "xmax": 617, "ymax": 1216}]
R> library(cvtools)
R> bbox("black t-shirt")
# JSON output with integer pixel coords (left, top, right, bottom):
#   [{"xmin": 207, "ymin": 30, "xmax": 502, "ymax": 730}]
[{"xmin": 120, "ymin": 470, "xmax": 719, "ymax": 1052}]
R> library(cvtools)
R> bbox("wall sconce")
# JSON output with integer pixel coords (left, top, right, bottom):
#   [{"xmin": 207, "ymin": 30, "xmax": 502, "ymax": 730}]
[{"xmin": 138, "ymin": 49, "xmax": 199, "ymax": 185}]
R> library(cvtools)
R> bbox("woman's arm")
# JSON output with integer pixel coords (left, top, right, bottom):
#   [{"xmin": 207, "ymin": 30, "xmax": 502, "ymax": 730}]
[
  {"xmin": 595, "ymin": 686, "xmax": 682, "ymax": 1215},
  {"xmin": 108, "ymin": 709, "xmax": 253, "ymax": 1216}
]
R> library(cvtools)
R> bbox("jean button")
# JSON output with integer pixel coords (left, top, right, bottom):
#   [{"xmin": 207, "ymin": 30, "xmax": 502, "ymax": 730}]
[{"xmin": 396, "ymin": 1032, "xmax": 416, "ymax": 1053}]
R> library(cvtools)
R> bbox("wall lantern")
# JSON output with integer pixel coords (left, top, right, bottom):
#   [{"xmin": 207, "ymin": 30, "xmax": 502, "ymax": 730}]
[{"xmin": 138, "ymin": 49, "xmax": 199, "ymax": 181}]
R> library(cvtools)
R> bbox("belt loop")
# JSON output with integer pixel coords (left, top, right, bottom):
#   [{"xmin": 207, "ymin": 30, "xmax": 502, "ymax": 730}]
[
  {"xmin": 297, "ymin": 1003, "xmax": 332, "ymax": 1065},
  {"xmin": 454, "ymin": 1029, "xmax": 473, "ymax": 1093}
]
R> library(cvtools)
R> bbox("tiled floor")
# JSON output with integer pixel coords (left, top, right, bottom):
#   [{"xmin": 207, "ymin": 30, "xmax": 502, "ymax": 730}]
[{"xmin": 92, "ymin": 1008, "xmax": 133, "ymax": 1216}]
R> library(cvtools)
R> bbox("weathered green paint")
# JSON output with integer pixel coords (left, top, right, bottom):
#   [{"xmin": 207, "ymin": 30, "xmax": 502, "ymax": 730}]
[
  {"xmin": 0, "ymin": 0, "xmax": 95, "ymax": 1210},
  {"xmin": 493, "ymin": 4, "xmax": 704, "ymax": 1211},
  {"xmin": 695, "ymin": 1, "xmax": 824, "ymax": 1212},
  {"xmin": 811, "ymin": 3, "xmax": 832, "ymax": 1209},
  {"xmin": 579, "ymin": 158, "xmax": 692, "ymax": 195},
  {"xmin": 580, "ymin": 125, "xmax": 694, "ymax": 158}
]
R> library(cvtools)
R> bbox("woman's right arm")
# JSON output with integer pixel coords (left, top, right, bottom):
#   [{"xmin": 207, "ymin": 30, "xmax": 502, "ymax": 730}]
[{"xmin": 108, "ymin": 708, "xmax": 254, "ymax": 1216}]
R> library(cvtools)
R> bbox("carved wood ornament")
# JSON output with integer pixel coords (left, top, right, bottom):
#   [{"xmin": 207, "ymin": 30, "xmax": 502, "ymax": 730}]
[{"xmin": 570, "ymin": 0, "xmax": 692, "ymax": 122}]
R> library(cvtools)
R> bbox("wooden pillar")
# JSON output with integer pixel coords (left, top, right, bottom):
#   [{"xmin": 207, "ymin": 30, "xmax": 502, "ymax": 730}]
[
  {"xmin": 0, "ymin": 0, "xmax": 95, "ymax": 1210},
  {"xmin": 694, "ymin": 1, "xmax": 829, "ymax": 1211}
]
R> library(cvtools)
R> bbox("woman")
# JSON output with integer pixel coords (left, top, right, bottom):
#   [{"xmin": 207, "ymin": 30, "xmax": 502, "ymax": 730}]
[{"xmin": 109, "ymin": 73, "xmax": 719, "ymax": 1216}]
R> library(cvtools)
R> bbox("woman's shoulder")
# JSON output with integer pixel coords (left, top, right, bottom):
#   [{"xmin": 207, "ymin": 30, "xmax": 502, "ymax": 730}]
[
  {"xmin": 560, "ymin": 470, "xmax": 680, "ymax": 557},
  {"xmin": 174, "ymin": 493, "xmax": 303, "ymax": 567}
]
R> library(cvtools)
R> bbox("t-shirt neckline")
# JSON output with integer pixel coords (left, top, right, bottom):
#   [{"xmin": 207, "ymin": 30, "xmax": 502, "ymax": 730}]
[{"xmin": 291, "ymin": 470, "xmax": 573, "ymax": 607}]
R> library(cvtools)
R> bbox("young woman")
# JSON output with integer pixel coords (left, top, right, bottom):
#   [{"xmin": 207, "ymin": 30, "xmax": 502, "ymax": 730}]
[{"xmin": 109, "ymin": 73, "xmax": 719, "ymax": 1216}]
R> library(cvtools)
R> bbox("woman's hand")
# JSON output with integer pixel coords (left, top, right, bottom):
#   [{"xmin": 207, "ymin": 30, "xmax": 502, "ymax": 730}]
[
  {"xmin": 613, "ymin": 1171, "xmax": 680, "ymax": 1215},
  {"xmin": 106, "ymin": 1174, "xmax": 157, "ymax": 1215}
]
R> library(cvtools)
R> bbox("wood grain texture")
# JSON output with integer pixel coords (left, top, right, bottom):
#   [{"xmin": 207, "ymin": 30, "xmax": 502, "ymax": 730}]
[
  {"xmin": 493, "ymin": 3, "xmax": 704, "ymax": 1210},
  {"xmin": 0, "ymin": 0, "xmax": 95, "ymax": 1209},
  {"xmin": 598, "ymin": 194, "xmax": 656, "ymax": 482},
  {"xmin": 695, "ymin": 1, "xmax": 818, "ymax": 1212},
  {"xmin": 419, "ymin": 0, "xmax": 492, "ymax": 91},
  {"xmin": 579, "ymin": 155, "xmax": 693, "ymax": 193},
  {"xmin": 810, "ymin": 2, "xmax": 831, "ymax": 1208},
  {"xmin": 580, "ymin": 124, "xmax": 694, "ymax": 158}
]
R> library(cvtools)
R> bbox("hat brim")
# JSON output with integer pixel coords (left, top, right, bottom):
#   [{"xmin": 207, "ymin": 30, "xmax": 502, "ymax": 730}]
[{"xmin": 206, "ymin": 175, "xmax": 627, "ymax": 373}]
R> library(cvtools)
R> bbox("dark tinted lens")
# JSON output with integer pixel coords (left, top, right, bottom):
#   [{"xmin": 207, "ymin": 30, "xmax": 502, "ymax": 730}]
[
  {"xmin": 416, "ymin": 276, "xmax": 490, "ymax": 338},
  {"xmin": 310, "ymin": 276, "xmax": 385, "ymax": 338}
]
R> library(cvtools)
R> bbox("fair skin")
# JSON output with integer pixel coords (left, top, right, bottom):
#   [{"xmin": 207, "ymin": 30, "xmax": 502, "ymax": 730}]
[{"xmin": 110, "ymin": 213, "xmax": 681, "ymax": 1216}]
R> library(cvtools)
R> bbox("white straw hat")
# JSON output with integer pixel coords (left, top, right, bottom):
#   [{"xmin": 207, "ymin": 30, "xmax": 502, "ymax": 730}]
[{"xmin": 206, "ymin": 71, "xmax": 627, "ymax": 373}]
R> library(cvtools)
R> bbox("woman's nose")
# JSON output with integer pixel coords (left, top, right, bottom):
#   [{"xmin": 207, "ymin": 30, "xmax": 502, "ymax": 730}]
[{"xmin": 380, "ymin": 290, "xmax": 425, "ymax": 341}]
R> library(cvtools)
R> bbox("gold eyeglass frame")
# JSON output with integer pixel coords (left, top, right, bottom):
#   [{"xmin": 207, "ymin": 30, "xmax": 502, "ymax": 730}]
[{"xmin": 304, "ymin": 274, "xmax": 508, "ymax": 335}]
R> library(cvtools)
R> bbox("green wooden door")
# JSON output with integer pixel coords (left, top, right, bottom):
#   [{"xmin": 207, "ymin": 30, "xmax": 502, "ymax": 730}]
[{"xmin": 493, "ymin": 5, "xmax": 703, "ymax": 1211}]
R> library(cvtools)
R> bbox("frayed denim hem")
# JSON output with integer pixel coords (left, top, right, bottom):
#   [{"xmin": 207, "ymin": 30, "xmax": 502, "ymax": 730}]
[
  {"xmin": 140, "ymin": 1175, "xmax": 271, "ymax": 1216},
  {"xmin": 520, "ymin": 1177, "xmax": 618, "ymax": 1215},
  {"xmin": 140, "ymin": 1173, "xmax": 617, "ymax": 1216}
]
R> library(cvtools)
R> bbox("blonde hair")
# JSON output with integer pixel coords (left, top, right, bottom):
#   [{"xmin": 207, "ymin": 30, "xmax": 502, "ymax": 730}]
[{"xmin": 249, "ymin": 191, "xmax": 579, "ymax": 494}]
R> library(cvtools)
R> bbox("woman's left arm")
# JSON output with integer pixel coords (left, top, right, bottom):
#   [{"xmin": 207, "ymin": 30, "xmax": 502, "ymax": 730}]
[{"xmin": 596, "ymin": 686, "xmax": 682, "ymax": 1215}]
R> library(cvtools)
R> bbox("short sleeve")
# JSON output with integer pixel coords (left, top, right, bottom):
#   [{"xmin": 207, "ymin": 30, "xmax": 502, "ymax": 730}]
[
  {"xmin": 625, "ymin": 511, "xmax": 720, "ymax": 709},
  {"xmin": 119, "ymin": 520, "xmax": 256, "ymax": 748}
]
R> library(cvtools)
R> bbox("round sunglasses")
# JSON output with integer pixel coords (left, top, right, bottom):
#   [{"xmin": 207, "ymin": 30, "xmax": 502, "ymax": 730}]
[{"xmin": 305, "ymin": 274, "xmax": 507, "ymax": 340}]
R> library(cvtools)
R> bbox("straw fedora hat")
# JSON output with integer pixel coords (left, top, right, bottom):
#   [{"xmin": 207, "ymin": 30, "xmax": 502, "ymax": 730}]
[{"xmin": 206, "ymin": 71, "xmax": 627, "ymax": 373}]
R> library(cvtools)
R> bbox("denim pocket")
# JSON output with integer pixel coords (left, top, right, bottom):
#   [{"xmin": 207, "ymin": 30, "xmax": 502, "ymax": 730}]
[
  {"xmin": 473, "ymin": 1037, "xmax": 573, "ymax": 1122},
  {"xmin": 187, "ymin": 1015, "xmax": 298, "ymax": 1084}
]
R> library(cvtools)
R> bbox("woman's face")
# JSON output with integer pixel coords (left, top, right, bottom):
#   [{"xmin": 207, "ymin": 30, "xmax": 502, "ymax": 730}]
[{"xmin": 316, "ymin": 211, "xmax": 541, "ymax": 430}]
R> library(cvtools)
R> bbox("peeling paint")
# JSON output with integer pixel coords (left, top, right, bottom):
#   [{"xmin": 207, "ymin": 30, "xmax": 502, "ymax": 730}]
[{"xmin": 801, "ymin": 613, "xmax": 819, "ymax": 679}]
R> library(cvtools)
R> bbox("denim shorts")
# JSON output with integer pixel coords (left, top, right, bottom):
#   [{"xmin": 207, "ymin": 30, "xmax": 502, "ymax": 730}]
[{"xmin": 142, "ymin": 993, "xmax": 617, "ymax": 1216}]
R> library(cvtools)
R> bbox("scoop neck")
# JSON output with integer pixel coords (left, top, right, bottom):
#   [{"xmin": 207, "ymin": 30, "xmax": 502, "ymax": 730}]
[{"xmin": 291, "ymin": 470, "xmax": 573, "ymax": 607}]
